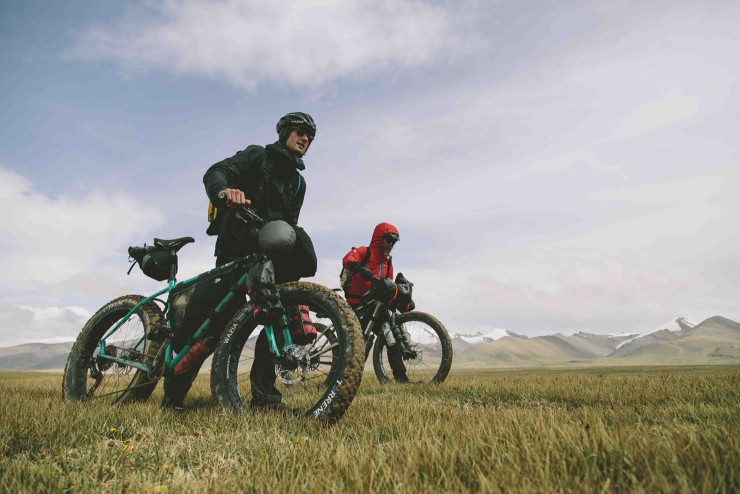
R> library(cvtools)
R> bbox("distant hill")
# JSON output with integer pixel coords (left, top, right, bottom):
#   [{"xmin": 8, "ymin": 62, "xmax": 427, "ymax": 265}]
[
  {"xmin": 450, "ymin": 328, "xmax": 527, "ymax": 357},
  {"xmin": 602, "ymin": 316, "xmax": 740, "ymax": 365},
  {"xmin": 455, "ymin": 331, "xmax": 630, "ymax": 367},
  {"xmin": 455, "ymin": 316, "xmax": 740, "ymax": 368},
  {"xmin": 0, "ymin": 342, "xmax": 74, "ymax": 371},
  {"xmin": 1, "ymin": 316, "xmax": 738, "ymax": 371}
]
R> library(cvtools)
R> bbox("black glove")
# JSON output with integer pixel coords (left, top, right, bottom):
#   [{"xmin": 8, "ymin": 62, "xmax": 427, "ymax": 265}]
[{"xmin": 349, "ymin": 262, "xmax": 375, "ymax": 282}]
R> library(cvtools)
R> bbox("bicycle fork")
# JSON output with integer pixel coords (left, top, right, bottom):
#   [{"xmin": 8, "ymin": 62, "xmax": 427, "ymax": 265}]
[
  {"xmin": 363, "ymin": 304, "xmax": 415, "ymax": 359},
  {"xmin": 264, "ymin": 314, "xmax": 298, "ymax": 369}
]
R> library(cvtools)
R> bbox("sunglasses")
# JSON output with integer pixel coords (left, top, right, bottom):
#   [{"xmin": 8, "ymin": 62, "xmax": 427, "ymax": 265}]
[{"xmin": 294, "ymin": 127, "xmax": 315, "ymax": 141}]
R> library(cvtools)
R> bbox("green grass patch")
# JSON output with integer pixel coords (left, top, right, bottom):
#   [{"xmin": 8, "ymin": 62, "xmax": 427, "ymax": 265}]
[{"xmin": 0, "ymin": 367, "xmax": 737, "ymax": 493}]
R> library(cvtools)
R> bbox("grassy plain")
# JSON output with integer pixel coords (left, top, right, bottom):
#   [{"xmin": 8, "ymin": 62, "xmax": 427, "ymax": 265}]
[{"xmin": 0, "ymin": 366, "xmax": 738, "ymax": 493}]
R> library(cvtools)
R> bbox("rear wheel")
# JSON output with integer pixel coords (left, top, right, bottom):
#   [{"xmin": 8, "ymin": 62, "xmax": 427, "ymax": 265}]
[
  {"xmin": 62, "ymin": 295, "xmax": 166, "ymax": 404},
  {"xmin": 210, "ymin": 281, "xmax": 364, "ymax": 422},
  {"xmin": 373, "ymin": 311, "xmax": 453, "ymax": 384}
]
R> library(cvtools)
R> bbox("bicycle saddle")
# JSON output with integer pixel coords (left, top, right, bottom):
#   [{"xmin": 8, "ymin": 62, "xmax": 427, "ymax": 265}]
[{"xmin": 153, "ymin": 237, "xmax": 195, "ymax": 252}]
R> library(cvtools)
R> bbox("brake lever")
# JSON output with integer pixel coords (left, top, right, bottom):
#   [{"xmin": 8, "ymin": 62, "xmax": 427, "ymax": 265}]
[{"xmin": 235, "ymin": 205, "xmax": 265, "ymax": 227}]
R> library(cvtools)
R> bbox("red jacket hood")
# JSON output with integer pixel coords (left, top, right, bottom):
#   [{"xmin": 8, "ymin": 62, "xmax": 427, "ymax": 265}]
[{"xmin": 369, "ymin": 222, "xmax": 399, "ymax": 253}]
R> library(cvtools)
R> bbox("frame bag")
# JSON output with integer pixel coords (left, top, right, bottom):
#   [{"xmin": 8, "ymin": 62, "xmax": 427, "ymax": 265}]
[{"xmin": 167, "ymin": 263, "xmax": 243, "ymax": 348}]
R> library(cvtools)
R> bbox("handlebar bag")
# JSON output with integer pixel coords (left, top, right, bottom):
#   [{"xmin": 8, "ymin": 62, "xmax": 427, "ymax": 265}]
[{"xmin": 390, "ymin": 273, "xmax": 415, "ymax": 313}]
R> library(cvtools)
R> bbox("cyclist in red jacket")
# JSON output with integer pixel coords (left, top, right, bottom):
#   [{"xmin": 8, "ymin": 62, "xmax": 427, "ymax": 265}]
[
  {"xmin": 342, "ymin": 222, "xmax": 399, "ymax": 305},
  {"xmin": 342, "ymin": 222, "xmax": 410, "ymax": 382}
]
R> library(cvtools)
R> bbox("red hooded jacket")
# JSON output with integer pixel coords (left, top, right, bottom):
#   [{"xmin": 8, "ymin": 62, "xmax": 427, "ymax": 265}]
[{"xmin": 341, "ymin": 222, "xmax": 399, "ymax": 305}]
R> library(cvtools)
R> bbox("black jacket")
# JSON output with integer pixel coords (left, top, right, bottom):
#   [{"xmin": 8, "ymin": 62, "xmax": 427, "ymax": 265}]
[{"xmin": 204, "ymin": 141, "xmax": 307, "ymax": 258}]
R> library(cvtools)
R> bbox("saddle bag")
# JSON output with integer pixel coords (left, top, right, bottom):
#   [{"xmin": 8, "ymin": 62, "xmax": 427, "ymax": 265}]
[{"xmin": 128, "ymin": 245, "xmax": 176, "ymax": 282}]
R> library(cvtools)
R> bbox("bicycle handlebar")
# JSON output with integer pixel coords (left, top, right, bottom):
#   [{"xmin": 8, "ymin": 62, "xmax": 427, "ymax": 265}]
[{"xmin": 234, "ymin": 204, "xmax": 265, "ymax": 227}]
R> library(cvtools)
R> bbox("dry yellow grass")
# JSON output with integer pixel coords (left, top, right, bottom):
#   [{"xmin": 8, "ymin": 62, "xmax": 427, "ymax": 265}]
[{"xmin": 0, "ymin": 366, "xmax": 738, "ymax": 493}]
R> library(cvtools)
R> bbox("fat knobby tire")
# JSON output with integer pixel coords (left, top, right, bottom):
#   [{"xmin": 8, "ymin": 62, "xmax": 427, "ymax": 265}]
[
  {"xmin": 372, "ymin": 311, "xmax": 453, "ymax": 384},
  {"xmin": 62, "ymin": 295, "xmax": 166, "ymax": 404},
  {"xmin": 210, "ymin": 281, "xmax": 364, "ymax": 423}
]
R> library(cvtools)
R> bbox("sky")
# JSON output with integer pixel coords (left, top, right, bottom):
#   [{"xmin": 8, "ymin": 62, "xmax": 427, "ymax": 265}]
[{"xmin": 1, "ymin": 0, "xmax": 738, "ymax": 347}]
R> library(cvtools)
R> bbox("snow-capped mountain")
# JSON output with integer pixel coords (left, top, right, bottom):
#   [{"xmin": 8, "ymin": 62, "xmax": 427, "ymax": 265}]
[
  {"xmin": 453, "ymin": 316, "xmax": 740, "ymax": 367},
  {"xmin": 451, "ymin": 328, "xmax": 528, "ymax": 344},
  {"xmin": 615, "ymin": 317, "xmax": 694, "ymax": 350}
]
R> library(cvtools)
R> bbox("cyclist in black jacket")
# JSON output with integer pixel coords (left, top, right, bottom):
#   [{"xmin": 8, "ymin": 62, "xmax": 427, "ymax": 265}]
[{"xmin": 161, "ymin": 112, "xmax": 318, "ymax": 412}]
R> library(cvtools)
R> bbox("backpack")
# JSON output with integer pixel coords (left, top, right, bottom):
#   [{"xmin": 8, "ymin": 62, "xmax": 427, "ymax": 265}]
[
  {"xmin": 339, "ymin": 247, "xmax": 371, "ymax": 296},
  {"xmin": 206, "ymin": 156, "xmax": 303, "ymax": 236}
]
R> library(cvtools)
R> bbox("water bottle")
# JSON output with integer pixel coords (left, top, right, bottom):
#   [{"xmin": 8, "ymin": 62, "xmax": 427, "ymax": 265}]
[
  {"xmin": 174, "ymin": 340, "xmax": 210, "ymax": 374},
  {"xmin": 382, "ymin": 322, "xmax": 396, "ymax": 346}
]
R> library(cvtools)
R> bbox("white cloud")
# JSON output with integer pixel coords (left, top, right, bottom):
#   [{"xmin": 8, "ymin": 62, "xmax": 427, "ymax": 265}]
[
  {"xmin": 0, "ymin": 164, "xmax": 225, "ymax": 346},
  {"xmin": 0, "ymin": 302, "xmax": 90, "ymax": 346},
  {"xmin": 299, "ymin": 0, "xmax": 740, "ymax": 336},
  {"xmin": 4, "ymin": 0, "xmax": 740, "ymax": 346},
  {"xmin": 0, "ymin": 165, "xmax": 167, "ymax": 287},
  {"xmin": 67, "ymin": 0, "xmax": 470, "ymax": 89}
]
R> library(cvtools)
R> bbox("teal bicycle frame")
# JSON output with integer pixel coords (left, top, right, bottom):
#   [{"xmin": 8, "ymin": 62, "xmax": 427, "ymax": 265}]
[{"xmin": 96, "ymin": 255, "xmax": 294, "ymax": 375}]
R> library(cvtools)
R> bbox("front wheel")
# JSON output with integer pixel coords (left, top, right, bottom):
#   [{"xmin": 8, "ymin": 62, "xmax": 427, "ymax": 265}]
[
  {"xmin": 372, "ymin": 311, "xmax": 453, "ymax": 384},
  {"xmin": 62, "ymin": 295, "xmax": 166, "ymax": 404},
  {"xmin": 210, "ymin": 281, "xmax": 364, "ymax": 422}
]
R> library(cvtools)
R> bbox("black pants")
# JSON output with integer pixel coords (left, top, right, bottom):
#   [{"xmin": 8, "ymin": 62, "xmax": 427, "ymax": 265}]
[
  {"xmin": 384, "ymin": 335, "xmax": 409, "ymax": 382},
  {"xmin": 249, "ymin": 328, "xmax": 283, "ymax": 405},
  {"xmin": 160, "ymin": 310, "xmax": 283, "ymax": 408},
  {"xmin": 162, "ymin": 229, "xmax": 315, "ymax": 409},
  {"xmin": 215, "ymin": 254, "xmax": 292, "ymax": 406},
  {"xmin": 161, "ymin": 358, "xmax": 203, "ymax": 409},
  {"xmin": 352, "ymin": 305, "xmax": 408, "ymax": 381}
]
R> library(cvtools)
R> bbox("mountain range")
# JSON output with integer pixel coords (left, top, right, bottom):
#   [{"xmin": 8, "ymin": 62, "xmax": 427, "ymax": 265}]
[
  {"xmin": 1, "ymin": 316, "xmax": 738, "ymax": 371},
  {"xmin": 453, "ymin": 316, "xmax": 740, "ymax": 367}
]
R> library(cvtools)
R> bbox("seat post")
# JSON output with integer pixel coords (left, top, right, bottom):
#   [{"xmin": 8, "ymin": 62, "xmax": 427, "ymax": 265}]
[{"xmin": 168, "ymin": 249, "xmax": 177, "ymax": 283}]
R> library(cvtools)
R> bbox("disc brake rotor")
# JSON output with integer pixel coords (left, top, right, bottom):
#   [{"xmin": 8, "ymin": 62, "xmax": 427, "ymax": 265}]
[
  {"xmin": 275, "ymin": 344, "xmax": 310, "ymax": 385},
  {"xmin": 404, "ymin": 345, "xmax": 424, "ymax": 366}
]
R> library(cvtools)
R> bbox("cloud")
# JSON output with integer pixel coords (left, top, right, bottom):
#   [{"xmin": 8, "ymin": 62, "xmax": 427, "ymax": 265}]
[
  {"xmin": 0, "ymin": 164, "xmax": 167, "ymax": 289},
  {"xmin": 298, "ymin": 0, "xmax": 740, "ymax": 335},
  {"xmin": 0, "ymin": 163, "xmax": 223, "ymax": 346},
  {"xmin": 4, "ymin": 0, "xmax": 739, "ymax": 346},
  {"xmin": 0, "ymin": 302, "xmax": 91, "ymax": 346},
  {"xmin": 66, "ymin": 0, "xmax": 471, "ymax": 89},
  {"xmin": 306, "ymin": 0, "xmax": 740, "ymax": 227}
]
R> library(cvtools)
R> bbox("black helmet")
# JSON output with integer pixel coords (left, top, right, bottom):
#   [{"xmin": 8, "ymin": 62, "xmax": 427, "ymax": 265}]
[{"xmin": 276, "ymin": 112, "xmax": 316, "ymax": 141}]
